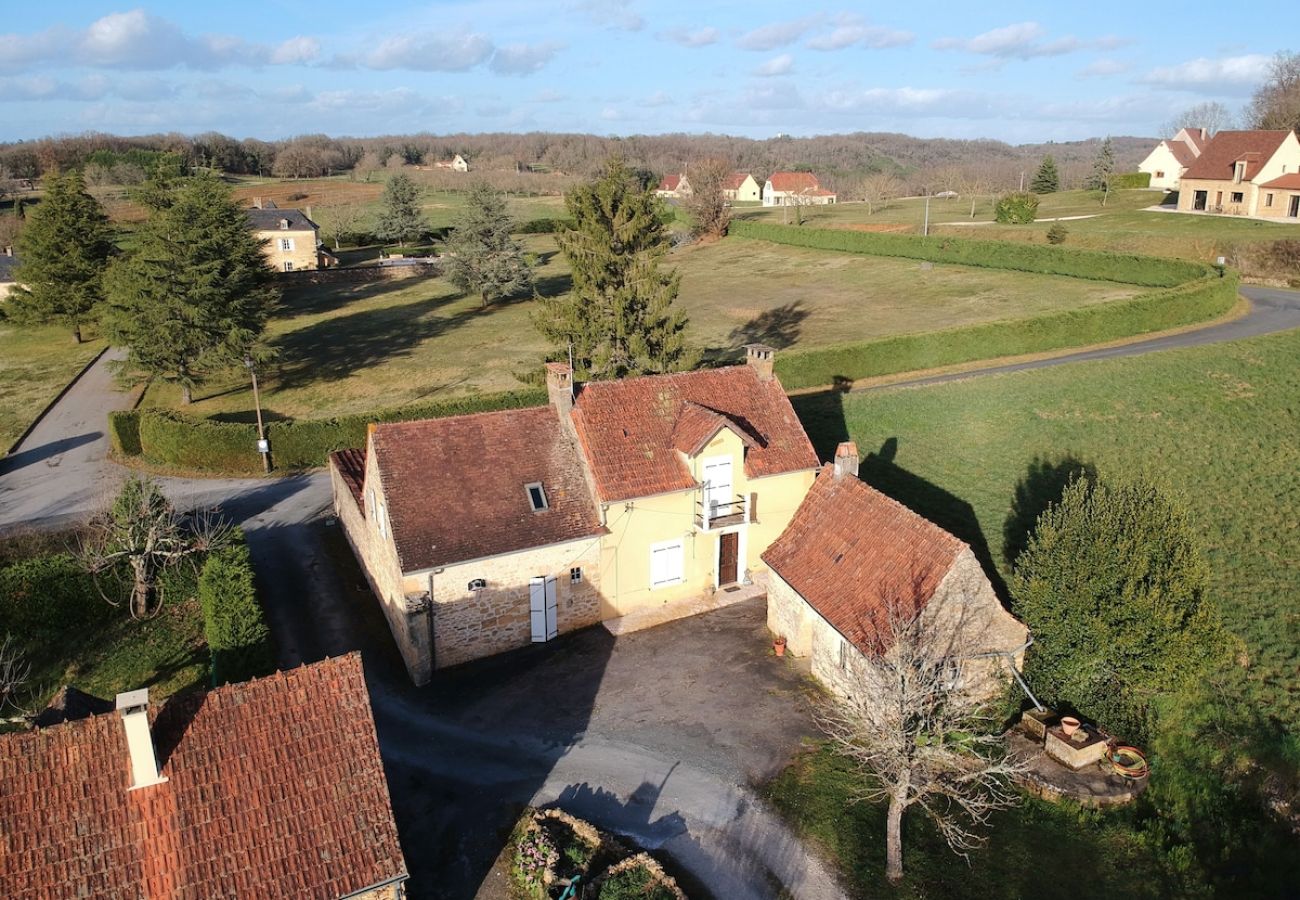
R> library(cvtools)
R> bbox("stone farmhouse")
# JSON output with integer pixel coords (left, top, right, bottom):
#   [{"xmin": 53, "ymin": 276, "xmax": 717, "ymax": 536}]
[
  {"xmin": 433, "ymin": 154, "xmax": 470, "ymax": 172},
  {"xmin": 246, "ymin": 200, "xmax": 337, "ymax": 272},
  {"xmin": 1175, "ymin": 130, "xmax": 1300, "ymax": 218},
  {"xmin": 764, "ymin": 443, "xmax": 1029, "ymax": 699},
  {"xmin": 1138, "ymin": 127, "xmax": 1209, "ymax": 192},
  {"xmin": 722, "ymin": 172, "xmax": 762, "ymax": 203},
  {"xmin": 762, "ymin": 171, "xmax": 837, "ymax": 206},
  {"xmin": 331, "ymin": 347, "xmax": 1028, "ymax": 699},
  {"xmin": 0, "ymin": 654, "xmax": 409, "ymax": 899},
  {"xmin": 655, "ymin": 173, "xmax": 693, "ymax": 198}
]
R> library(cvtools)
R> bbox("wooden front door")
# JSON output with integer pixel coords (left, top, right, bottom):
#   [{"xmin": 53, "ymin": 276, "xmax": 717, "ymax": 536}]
[{"xmin": 719, "ymin": 532, "xmax": 739, "ymax": 586}]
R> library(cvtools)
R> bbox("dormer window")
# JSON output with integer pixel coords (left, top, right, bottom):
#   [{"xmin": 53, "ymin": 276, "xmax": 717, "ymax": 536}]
[
  {"xmin": 279, "ymin": 218, "xmax": 290, "ymax": 230},
  {"xmin": 1233, "ymin": 161, "xmax": 1246, "ymax": 183},
  {"xmin": 526, "ymin": 482, "xmax": 548, "ymax": 511}
]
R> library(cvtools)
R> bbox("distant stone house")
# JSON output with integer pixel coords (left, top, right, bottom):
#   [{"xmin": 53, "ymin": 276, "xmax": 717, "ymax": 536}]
[
  {"xmin": 1138, "ymin": 127, "xmax": 1208, "ymax": 191},
  {"xmin": 1175, "ymin": 130, "xmax": 1300, "ymax": 217},
  {"xmin": 655, "ymin": 173, "xmax": 693, "ymax": 198},
  {"xmin": 763, "ymin": 443, "xmax": 1029, "ymax": 701},
  {"xmin": 246, "ymin": 200, "xmax": 336, "ymax": 272},
  {"xmin": 722, "ymin": 172, "xmax": 762, "ymax": 203},
  {"xmin": 0, "ymin": 654, "xmax": 409, "ymax": 899},
  {"xmin": 762, "ymin": 171, "xmax": 837, "ymax": 206},
  {"xmin": 433, "ymin": 154, "xmax": 470, "ymax": 172},
  {"xmin": 330, "ymin": 346, "xmax": 821, "ymax": 684}
]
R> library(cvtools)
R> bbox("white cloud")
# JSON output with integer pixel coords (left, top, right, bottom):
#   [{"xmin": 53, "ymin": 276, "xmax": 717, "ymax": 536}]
[
  {"xmin": 659, "ymin": 27, "xmax": 719, "ymax": 48},
  {"xmin": 489, "ymin": 42, "xmax": 563, "ymax": 75},
  {"xmin": 737, "ymin": 17, "xmax": 817, "ymax": 51},
  {"xmin": 0, "ymin": 72, "xmax": 174, "ymax": 102},
  {"xmin": 645, "ymin": 90, "xmax": 673, "ymax": 107},
  {"xmin": 578, "ymin": 0, "xmax": 644, "ymax": 32},
  {"xmin": 806, "ymin": 17, "xmax": 913, "ymax": 51},
  {"xmin": 1078, "ymin": 58, "xmax": 1129, "ymax": 78},
  {"xmin": 270, "ymin": 36, "xmax": 320, "ymax": 65},
  {"xmin": 1139, "ymin": 54, "xmax": 1271, "ymax": 91},
  {"xmin": 754, "ymin": 53, "xmax": 794, "ymax": 77},
  {"xmin": 933, "ymin": 22, "xmax": 1093, "ymax": 60},
  {"xmin": 361, "ymin": 32, "xmax": 494, "ymax": 71}
]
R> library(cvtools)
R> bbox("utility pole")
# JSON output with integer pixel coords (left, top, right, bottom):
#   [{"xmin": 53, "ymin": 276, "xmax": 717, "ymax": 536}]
[
  {"xmin": 1019, "ymin": 171, "xmax": 1025, "ymax": 191},
  {"xmin": 923, "ymin": 192, "xmax": 930, "ymax": 237},
  {"xmin": 245, "ymin": 356, "xmax": 270, "ymax": 473}
]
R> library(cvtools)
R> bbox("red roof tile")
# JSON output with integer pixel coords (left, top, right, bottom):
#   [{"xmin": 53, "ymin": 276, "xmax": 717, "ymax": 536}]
[
  {"xmin": 1166, "ymin": 140, "xmax": 1198, "ymax": 167},
  {"xmin": 670, "ymin": 401, "xmax": 759, "ymax": 457},
  {"xmin": 658, "ymin": 174, "xmax": 682, "ymax": 191},
  {"xmin": 329, "ymin": 447, "xmax": 366, "ymax": 512},
  {"xmin": 0, "ymin": 654, "xmax": 407, "ymax": 900},
  {"xmin": 767, "ymin": 172, "xmax": 821, "ymax": 193},
  {"xmin": 762, "ymin": 465, "xmax": 965, "ymax": 655},
  {"xmin": 571, "ymin": 364, "xmax": 818, "ymax": 502},
  {"xmin": 722, "ymin": 172, "xmax": 752, "ymax": 190},
  {"xmin": 1180, "ymin": 130, "xmax": 1292, "ymax": 182},
  {"xmin": 1260, "ymin": 172, "xmax": 1300, "ymax": 190},
  {"xmin": 371, "ymin": 406, "xmax": 604, "ymax": 571}
]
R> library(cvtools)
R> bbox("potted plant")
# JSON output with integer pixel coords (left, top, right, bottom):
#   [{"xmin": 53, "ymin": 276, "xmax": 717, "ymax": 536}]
[
  {"xmin": 773, "ymin": 636, "xmax": 788, "ymax": 657},
  {"xmin": 1060, "ymin": 716, "xmax": 1081, "ymax": 737}
]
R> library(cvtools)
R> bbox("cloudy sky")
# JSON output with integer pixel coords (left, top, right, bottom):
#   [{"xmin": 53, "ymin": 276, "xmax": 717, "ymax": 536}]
[{"xmin": 0, "ymin": 1, "xmax": 1287, "ymax": 143}]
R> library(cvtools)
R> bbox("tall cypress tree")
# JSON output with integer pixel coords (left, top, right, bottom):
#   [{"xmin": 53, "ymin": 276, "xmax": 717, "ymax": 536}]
[
  {"xmin": 534, "ymin": 158, "xmax": 694, "ymax": 380},
  {"xmin": 9, "ymin": 169, "xmax": 116, "ymax": 343},
  {"xmin": 1029, "ymin": 155, "xmax": 1060, "ymax": 194},
  {"xmin": 1085, "ymin": 137, "xmax": 1115, "ymax": 191},
  {"xmin": 373, "ymin": 173, "xmax": 426, "ymax": 247},
  {"xmin": 101, "ymin": 172, "xmax": 278, "ymax": 404},
  {"xmin": 443, "ymin": 182, "xmax": 533, "ymax": 307}
]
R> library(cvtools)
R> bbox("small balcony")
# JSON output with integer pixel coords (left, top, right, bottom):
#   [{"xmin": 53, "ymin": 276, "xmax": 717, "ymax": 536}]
[{"xmin": 696, "ymin": 494, "xmax": 749, "ymax": 531}]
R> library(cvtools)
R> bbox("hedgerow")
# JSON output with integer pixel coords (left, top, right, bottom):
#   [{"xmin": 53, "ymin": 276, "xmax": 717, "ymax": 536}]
[{"xmin": 198, "ymin": 540, "xmax": 272, "ymax": 685}]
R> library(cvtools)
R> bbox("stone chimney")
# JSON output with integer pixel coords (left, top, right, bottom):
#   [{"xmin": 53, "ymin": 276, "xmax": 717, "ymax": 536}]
[
  {"xmin": 305, "ymin": 205, "xmax": 314, "ymax": 222},
  {"xmin": 3, "ymin": 245, "xmax": 12, "ymax": 258},
  {"xmin": 744, "ymin": 344, "xmax": 776, "ymax": 381},
  {"xmin": 116, "ymin": 688, "xmax": 168, "ymax": 791},
  {"xmin": 833, "ymin": 441, "xmax": 859, "ymax": 479},
  {"xmin": 252, "ymin": 196, "xmax": 263, "ymax": 210},
  {"xmin": 545, "ymin": 361, "xmax": 575, "ymax": 422}
]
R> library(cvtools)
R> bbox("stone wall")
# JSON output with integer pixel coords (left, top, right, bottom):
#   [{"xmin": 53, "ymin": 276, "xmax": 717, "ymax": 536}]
[
  {"xmin": 430, "ymin": 539, "xmax": 603, "ymax": 669},
  {"xmin": 255, "ymin": 228, "xmax": 320, "ymax": 271}
]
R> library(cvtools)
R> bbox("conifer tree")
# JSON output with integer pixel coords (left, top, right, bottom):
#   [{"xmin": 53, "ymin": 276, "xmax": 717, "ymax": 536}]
[
  {"xmin": 373, "ymin": 173, "xmax": 426, "ymax": 247},
  {"xmin": 534, "ymin": 158, "xmax": 694, "ymax": 379},
  {"xmin": 8, "ymin": 169, "xmax": 116, "ymax": 343},
  {"xmin": 101, "ymin": 172, "xmax": 278, "ymax": 404},
  {"xmin": 1029, "ymin": 155, "xmax": 1060, "ymax": 194},
  {"xmin": 443, "ymin": 182, "xmax": 533, "ymax": 307},
  {"xmin": 1084, "ymin": 137, "xmax": 1115, "ymax": 192}
]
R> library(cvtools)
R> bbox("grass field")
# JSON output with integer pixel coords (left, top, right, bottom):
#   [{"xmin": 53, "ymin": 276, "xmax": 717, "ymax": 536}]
[
  {"xmin": 744, "ymin": 189, "xmax": 1300, "ymax": 264},
  {"xmin": 793, "ymin": 328, "xmax": 1300, "ymax": 724},
  {"xmin": 0, "ymin": 321, "xmax": 105, "ymax": 451},
  {"xmin": 140, "ymin": 234, "xmax": 1143, "ymax": 419}
]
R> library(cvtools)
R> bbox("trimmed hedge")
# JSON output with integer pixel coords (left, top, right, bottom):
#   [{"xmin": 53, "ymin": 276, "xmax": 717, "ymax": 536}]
[
  {"xmin": 1109, "ymin": 172, "xmax": 1152, "ymax": 190},
  {"xmin": 774, "ymin": 270, "xmax": 1239, "ymax": 390},
  {"xmin": 198, "ymin": 540, "xmax": 272, "ymax": 685},
  {"xmin": 729, "ymin": 220, "xmax": 1205, "ymax": 287},
  {"xmin": 120, "ymin": 387, "xmax": 548, "ymax": 474},
  {"xmin": 514, "ymin": 217, "xmax": 575, "ymax": 234}
]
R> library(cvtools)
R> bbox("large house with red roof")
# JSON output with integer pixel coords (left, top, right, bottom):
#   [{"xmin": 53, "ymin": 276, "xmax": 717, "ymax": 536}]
[
  {"xmin": 764, "ymin": 444, "xmax": 1028, "ymax": 700},
  {"xmin": 1138, "ymin": 126, "xmax": 1209, "ymax": 191},
  {"xmin": 1175, "ymin": 129, "xmax": 1300, "ymax": 218},
  {"xmin": 722, "ymin": 172, "xmax": 762, "ymax": 203},
  {"xmin": 762, "ymin": 171, "xmax": 837, "ymax": 207},
  {"xmin": 654, "ymin": 173, "xmax": 692, "ymax": 198},
  {"xmin": 0, "ymin": 653, "xmax": 409, "ymax": 899},
  {"xmin": 330, "ymin": 348, "xmax": 1028, "ymax": 696}
]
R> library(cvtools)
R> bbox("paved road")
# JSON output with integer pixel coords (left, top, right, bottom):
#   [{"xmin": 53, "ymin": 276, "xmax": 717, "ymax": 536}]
[{"xmin": 3, "ymin": 284, "xmax": 1299, "ymax": 898}]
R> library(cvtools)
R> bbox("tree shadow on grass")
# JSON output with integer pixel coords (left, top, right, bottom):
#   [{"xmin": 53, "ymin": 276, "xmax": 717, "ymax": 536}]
[
  {"xmin": 1002, "ymin": 454, "xmax": 1096, "ymax": 569},
  {"xmin": 274, "ymin": 273, "xmax": 453, "ymax": 320},
  {"xmin": 703, "ymin": 301, "xmax": 812, "ymax": 367},
  {"xmin": 532, "ymin": 271, "xmax": 573, "ymax": 298}
]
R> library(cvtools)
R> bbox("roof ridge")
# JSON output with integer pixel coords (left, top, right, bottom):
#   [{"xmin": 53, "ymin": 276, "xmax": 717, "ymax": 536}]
[
  {"xmin": 817, "ymin": 463, "xmax": 968, "ymax": 553},
  {"xmin": 372, "ymin": 402, "xmax": 551, "ymax": 434}
]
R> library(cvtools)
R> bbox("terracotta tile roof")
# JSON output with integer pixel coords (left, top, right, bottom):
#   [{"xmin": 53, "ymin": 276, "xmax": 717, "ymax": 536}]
[
  {"xmin": 1260, "ymin": 173, "xmax": 1300, "ymax": 190},
  {"xmin": 762, "ymin": 465, "xmax": 966, "ymax": 655},
  {"xmin": 329, "ymin": 447, "xmax": 367, "ymax": 512},
  {"xmin": 371, "ymin": 406, "xmax": 604, "ymax": 572},
  {"xmin": 1166, "ymin": 140, "xmax": 1199, "ymax": 168},
  {"xmin": 670, "ymin": 401, "xmax": 759, "ymax": 457},
  {"xmin": 722, "ymin": 172, "xmax": 752, "ymax": 190},
  {"xmin": 767, "ymin": 172, "xmax": 821, "ymax": 193},
  {"xmin": 1180, "ymin": 130, "xmax": 1292, "ymax": 182},
  {"xmin": 0, "ymin": 653, "xmax": 407, "ymax": 900},
  {"xmin": 571, "ymin": 365, "xmax": 819, "ymax": 502},
  {"xmin": 658, "ymin": 174, "xmax": 683, "ymax": 191}
]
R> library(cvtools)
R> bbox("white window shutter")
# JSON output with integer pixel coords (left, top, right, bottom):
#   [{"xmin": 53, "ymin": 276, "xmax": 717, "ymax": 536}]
[
  {"xmin": 545, "ymin": 575, "xmax": 558, "ymax": 640},
  {"xmin": 529, "ymin": 577, "xmax": 547, "ymax": 642}
]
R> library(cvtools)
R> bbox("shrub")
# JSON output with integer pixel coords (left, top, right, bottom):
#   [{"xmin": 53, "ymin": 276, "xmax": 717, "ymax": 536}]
[
  {"xmin": 1263, "ymin": 239, "xmax": 1300, "ymax": 273},
  {"xmin": 198, "ymin": 541, "xmax": 272, "ymax": 685},
  {"xmin": 1045, "ymin": 223, "xmax": 1069, "ymax": 245},
  {"xmin": 286, "ymin": 192, "xmax": 309, "ymax": 202},
  {"xmin": 598, "ymin": 856, "xmax": 683, "ymax": 900},
  {"xmin": 1108, "ymin": 172, "xmax": 1152, "ymax": 190},
  {"xmin": 994, "ymin": 191, "xmax": 1039, "ymax": 224},
  {"xmin": 0, "ymin": 554, "xmax": 105, "ymax": 640},
  {"xmin": 107, "ymin": 410, "xmax": 142, "ymax": 457}
]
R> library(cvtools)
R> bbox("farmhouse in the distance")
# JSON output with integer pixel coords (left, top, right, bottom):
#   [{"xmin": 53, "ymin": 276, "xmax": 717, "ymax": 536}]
[
  {"xmin": 655, "ymin": 173, "xmax": 693, "ymax": 198},
  {"xmin": 762, "ymin": 171, "xmax": 837, "ymax": 206},
  {"xmin": 1138, "ymin": 126, "xmax": 1208, "ymax": 191},
  {"xmin": 1175, "ymin": 130, "xmax": 1300, "ymax": 218},
  {"xmin": 433, "ymin": 153, "xmax": 470, "ymax": 172},
  {"xmin": 246, "ymin": 200, "xmax": 337, "ymax": 272},
  {"xmin": 722, "ymin": 172, "xmax": 762, "ymax": 203}
]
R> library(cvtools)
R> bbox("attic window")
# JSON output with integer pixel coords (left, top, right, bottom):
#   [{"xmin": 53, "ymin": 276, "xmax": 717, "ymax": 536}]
[
  {"xmin": 279, "ymin": 218, "xmax": 290, "ymax": 230},
  {"xmin": 526, "ymin": 482, "xmax": 548, "ymax": 511}
]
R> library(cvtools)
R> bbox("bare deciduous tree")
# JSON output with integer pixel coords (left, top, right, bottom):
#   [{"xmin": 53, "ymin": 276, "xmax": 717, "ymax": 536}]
[
  {"xmin": 683, "ymin": 157, "xmax": 733, "ymax": 239},
  {"xmin": 816, "ymin": 591, "xmax": 1025, "ymax": 884},
  {"xmin": 326, "ymin": 201, "xmax": 364, "ymax": 250},
  {"xmin": 1162, "ymin": 101, "xmax": 1237, "ymax": 138},
  {"xmin": 860, "ymin": 171, "xmax": 903, "ymax": 216},
  {"xmin": 0, "ymin": 634, "xmax": 31, "ymax": 716},
  {"xmin": 1248, "ymin": 52, "xmax": 1300, "ymax": 133},
  {"xmin": 79, "ymin": 476, "xmax": 233, "ymax": 619}
]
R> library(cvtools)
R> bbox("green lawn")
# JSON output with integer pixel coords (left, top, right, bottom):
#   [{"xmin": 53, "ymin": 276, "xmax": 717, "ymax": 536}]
[
  {"xmin": 143, "ymin": 234, "xmax": 1143, "ymax": 420},
  {"xmin": 767, "ymin": 744, "xmax": 1171, "ymax": 899},
  {"xmin": 0, "ymin": 320, "xmax": 105, "ymax": 451},
  {"xmin": 793, "ymin": 328, "xmax": 1300, "ymax": 724},
  {"xmin": 744, "ymin": 189, "xmax": 1300, "ymax": 265}
]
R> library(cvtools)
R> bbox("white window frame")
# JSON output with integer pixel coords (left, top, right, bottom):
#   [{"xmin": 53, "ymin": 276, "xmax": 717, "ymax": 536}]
[
  {"xmin": 376, "ymin": 501, "xmax": 387, "ymax": 538},
  {"xmin": 283, "ymin": 261, "xmax": 294, "ymax": 272},
  {"xmin": 525, "ymin": 482, "xmax": 548, "ymax": 511},
  {"xmin": 649, "ymin": 538, "xmax": 685, "ymax": 590},
  {"xmin": 279, "ymin": 237, "xmax": 295, "ymax": 252}
]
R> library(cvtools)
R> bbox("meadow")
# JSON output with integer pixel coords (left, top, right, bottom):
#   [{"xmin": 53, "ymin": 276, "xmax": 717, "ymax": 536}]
[{"xmin": 0, "ymin": 322, "xmax": 104, "ymax": 451}]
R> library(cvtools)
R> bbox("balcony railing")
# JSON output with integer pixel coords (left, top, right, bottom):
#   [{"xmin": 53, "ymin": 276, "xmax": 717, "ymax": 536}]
[{"xmin": 696, "ymin": 494, "xmax": 749, "ymax": 530}]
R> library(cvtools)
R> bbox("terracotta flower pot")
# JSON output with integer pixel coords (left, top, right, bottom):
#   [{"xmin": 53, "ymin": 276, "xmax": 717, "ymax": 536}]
[
  {"xmin": 774, "ymin": 638, "xmax": 787, "ymax": 657},
  {"xmin": 1060, "ymin": 716, "xmax": 1081, "ymax": 737}
]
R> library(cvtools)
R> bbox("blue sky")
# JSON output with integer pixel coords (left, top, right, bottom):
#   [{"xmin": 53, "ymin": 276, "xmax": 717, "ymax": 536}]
[{"xmin": 0, "ymin": 2, "xmax": 1288, "ymax": 143}]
